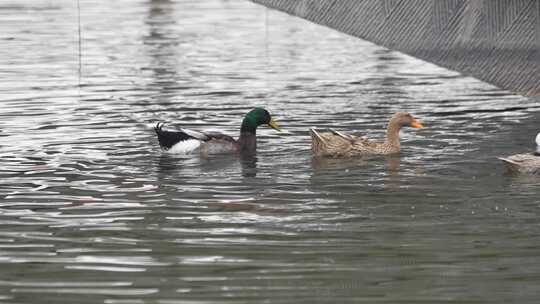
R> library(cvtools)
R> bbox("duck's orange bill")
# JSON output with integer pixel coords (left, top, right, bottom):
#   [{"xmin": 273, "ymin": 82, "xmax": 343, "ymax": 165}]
[{"xmin": 411, "ymin": 119, "xmax": 424, "ymax": 129}]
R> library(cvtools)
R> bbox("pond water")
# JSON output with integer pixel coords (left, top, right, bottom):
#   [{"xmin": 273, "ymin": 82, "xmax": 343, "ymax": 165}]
[{"xmin": 1, "ymin": 0, "xmax": 539, "ymax": 303}]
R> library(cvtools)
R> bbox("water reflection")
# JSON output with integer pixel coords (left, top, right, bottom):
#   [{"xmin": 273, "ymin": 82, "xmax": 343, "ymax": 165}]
[
  {"xmin": 370, "ymin": 48, "xmax": 408, "ymax": 103},
  {"xmin": 157, "ymin": 154, "xmax": 186, "ymax": 173},
  {"xmin": 240, "ymin": 155, "xmax": 258, "ymax": 178},
  {"xmin": 144, "ymin": 0, "xmax": 179, "ymax": 101},
  {"xmin": 311, "ymin": 155, "xmax": 400, "ymax": 172}
]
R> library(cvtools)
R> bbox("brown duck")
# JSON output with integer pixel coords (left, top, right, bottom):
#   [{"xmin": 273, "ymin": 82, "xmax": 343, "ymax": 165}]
[
  {"xmin": 310, "ymin": 112, "xmax": 424, "ymax": 157},
  {"xmin": 498, "ymin": 132, "xmax": 540, "ymax": 174}
]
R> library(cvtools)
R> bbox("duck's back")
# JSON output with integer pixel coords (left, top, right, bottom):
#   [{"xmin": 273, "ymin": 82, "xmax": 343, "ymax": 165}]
[
  {"xmin": 310, "ymin": 130, "xmax": 384, "ymax": 157},
  {"xmin": 500, "ymin": 153, "xmax": 540, "ymax": 174},
  {"xmin": 310, "ymin": 131, "xmax": 351, "ymax": 157}
]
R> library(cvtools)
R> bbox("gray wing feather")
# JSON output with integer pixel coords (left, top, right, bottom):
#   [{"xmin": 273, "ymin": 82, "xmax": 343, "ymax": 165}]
[{"xmin": 180, "ymin": 128, "xmax": 210, "ymax": 141}]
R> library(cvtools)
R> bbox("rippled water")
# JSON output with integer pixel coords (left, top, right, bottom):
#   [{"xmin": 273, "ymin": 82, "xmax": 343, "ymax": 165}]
[{"xmin": 1, "ymin": 0, "xmax": 540, "ymax": 303}]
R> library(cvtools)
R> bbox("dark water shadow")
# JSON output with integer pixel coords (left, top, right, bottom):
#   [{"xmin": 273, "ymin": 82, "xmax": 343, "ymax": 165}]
[
  {"xmin": 157, "ymin": 153, "xmax": 188, "ymax": 173},
  {"xmin": 239, "ymin": 154, "xmax": 258, "ymax": 178},
  {"xmin": 155, "ymin": 147, "xmax": 260, "ymax": 181},
  {"xmin": 307, "ymin": 154, "xmax": 407, "ymax": 197},
  {"xmin": 310, "ymin": 155, "xmax": 400, "ymax": 173}
]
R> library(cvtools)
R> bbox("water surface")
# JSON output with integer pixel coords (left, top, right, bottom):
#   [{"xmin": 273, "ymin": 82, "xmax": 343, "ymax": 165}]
[{"xmin": 1, "ymin": 0, "xmax": 540, "ymax": 303}]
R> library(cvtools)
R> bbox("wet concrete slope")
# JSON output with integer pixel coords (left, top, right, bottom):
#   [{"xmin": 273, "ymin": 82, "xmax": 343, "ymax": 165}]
[{"xmin": 252, "ymin": 0, "xmax": 539, "ymax": 96}]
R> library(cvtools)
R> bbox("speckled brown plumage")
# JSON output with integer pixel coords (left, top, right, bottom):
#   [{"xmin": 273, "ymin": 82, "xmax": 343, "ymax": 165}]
[
  {"xmin": 310, "ymin": 112, "xmax": 423, "ymax": 158},
  {"xmin": 499, "ymin": 133, "xmax": 540, "ymax": 175},
  {"xmin": 499, "ymin": 153, "xmax": 540, "ymax": 175}
]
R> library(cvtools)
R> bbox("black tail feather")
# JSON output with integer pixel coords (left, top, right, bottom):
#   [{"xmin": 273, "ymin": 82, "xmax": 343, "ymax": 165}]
[
  {"xmin": 154, "ymin": 122, "xmax": 165, "ymax": 134},
  {"xmin": 154, "ymin": 122, "xmax": 193, "ymax": 150}
]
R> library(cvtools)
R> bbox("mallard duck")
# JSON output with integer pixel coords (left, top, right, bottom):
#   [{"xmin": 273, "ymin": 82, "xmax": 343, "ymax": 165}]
[
  {"xmin": 155, "ymin": 107, "xmax": 280, "ymax": 156},
  {"xmin": 498, "ymin": 132, "xmax": 540, "ymax": 174},
  {"xmin": 310, "ymin": 112, "xmax": 423, "ymax": 157}
]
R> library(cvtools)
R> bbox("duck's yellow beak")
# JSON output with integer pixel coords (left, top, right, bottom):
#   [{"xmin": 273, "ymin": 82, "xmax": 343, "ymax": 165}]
[
  {"xmin": 268, "ymin": 118, "xmax": 281, "ymax": 132},
  {"xmin": 411, "ymin": 118, "xmax": 424, "ymax": 129}
]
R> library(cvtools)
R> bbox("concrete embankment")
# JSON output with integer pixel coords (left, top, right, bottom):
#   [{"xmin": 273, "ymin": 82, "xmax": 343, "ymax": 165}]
[{"xmin": 253, "ymin": 0, "xmax": 539, "ymax": 96}]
